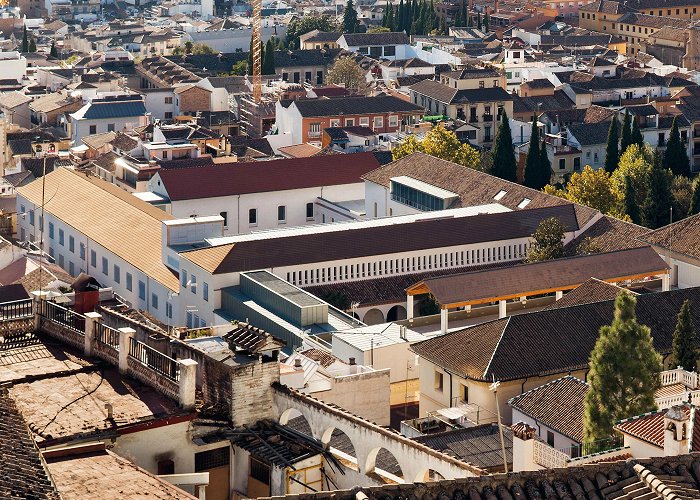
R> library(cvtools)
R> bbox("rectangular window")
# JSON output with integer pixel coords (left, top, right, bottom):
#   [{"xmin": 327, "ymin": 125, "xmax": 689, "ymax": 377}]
[
  {"xmin": 48, "ymin": 222, "xmax": 54, "ymax": 239},
  {"xmin": 165, "ymin": 111, "xmax": 173, "ymax": 119},
  {"xmin": 203, "ymin": 282, "xmax": 209, "ymax": 302},
  {"xmin": 306, "ymin": 202, "xmax": 314, "ymax": 219},
  {"xmin": 138, "ymin": 280, "xmax": 146, "ymax": 300},
  {"xmin": 181, "ymin": 270, "xmax": 187, "ymax": 287},
  {"xmin": 359, "ymin": 117, "xmax": 369, "ymax": 126},
  {"xmin": 461, "ymin": 384, "xmax": 468, "ymax": 403},
  {"xmin": 90, "ymin": 250, "xmax": 97, "ymax": 268},
  {"xmin": 220, "ymin": 211, "xmax": 228, "ymax": 227},
  {"xmin": 101, "ymin": 257, "xmax": 108, "ymax": 275},
  {"xmin": 69, "ymin": 261, "xmax": 75, "ymax": 276},
  {"xmin": 383, "ymin": 45, "xmax": 396, "ymax": 57},
  {"xmin": 434, "ymin": 370, "xmax": 444, "ymax": 392},
  {"xmin": 80, "ymin": 243, "xmax": 85, "ymax": 260},
  {"xmin": 373, "ymin": 116, "xmax": 383, "ymax": 129},
  {"xmin": 29, "ymin": 210, "xmax": 34, "ymax": 226},
  {"xmin": 89, "ymin": 125, "xmax": 97, "ymax": 135},
  {"xmin": 190, "ymin": 274, "xmax": 196, "ymax": 293},
  {"xmin": 250, "ymin": 457, "xmax": 270, "ymax": 486},
  {"xmin": 249, "ymin": 208, "xmax": 257, "ymax": 225},
  {"xmin": 547, "ymin": 430, "xmax": 555, "ymax": 447},
  {"xmin": 126, "ymin": 272, "xmax": 133, "ymax": 291},
  {"xmin": 107, "ymin": 123, "xmax": 115, "ymax": 132},
  {"xmin": 114, "ymin": 265, "xmax": 120, "ymax": 283},
  {"xmin": 58, "ymin": 254, "xmax": 64, "ymax": 268},
  {"xmin": 151, "ymin": 293, "xmax": 158, "ymax": 309},
  {"xmin": 559, "ymin": 158, "xmax": 566, "ymax": 169},
  {"xmin": 166, "ymin": 302, "xmax": 172, "ymax": 319},
  {"xmin": 69, "ymin": 235, "xmax": 74, "ymax": 253},
  {"xmin": 277, "ymin": 205, "xmax": 286, "ymax": 222},
  {"xmin": 165, "ymin": 96, "xmax": 173, "ymax": 104}
]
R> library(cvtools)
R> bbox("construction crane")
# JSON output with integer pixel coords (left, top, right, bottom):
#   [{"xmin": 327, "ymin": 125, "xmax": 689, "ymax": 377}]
[{"xmin": 251, "ymin": 0, "xmax": 262, "ymax": 103}]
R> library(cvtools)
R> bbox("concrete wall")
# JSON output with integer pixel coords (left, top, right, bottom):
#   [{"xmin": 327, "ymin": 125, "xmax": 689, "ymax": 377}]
[
  {"xmin": 623, "ymin": 435, "xmax": 663, "ymax": 459},
  {"xmin": 312, "ymin": 369, "xmax": 391, "ymax": 425}
]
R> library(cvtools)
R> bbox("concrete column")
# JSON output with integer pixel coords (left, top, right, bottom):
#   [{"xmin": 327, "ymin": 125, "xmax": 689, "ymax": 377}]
[
  {"xmin": 498, "ymin": 299, "xmax": 507, "ymax": 319},
  {"xmin": 465, "ymin": 304, "xmax": 471, "ymax": 313},
  {"xmin": 555, "ymin": 290, "xmax": 563, "ymax": 301},
  {"xmin": 178, "ymin": 358, "xmax": 198, "ymax": 410},
  {"xmin": 406, "ymin": 294, "xmax": 414, "ymax": 320},
  {"xmin": 118, "ymin": 327, "xmax": 136, "ymax": 375},
  {"xmin": 440, "ymin": 308, "xmax": 448, "ymax": 334},
  {"xmin": 662, "ymin": 273, "xmax": 671, "ymax": 292},
  {"xmin": 31, "ymin": 290, "xmax": 49, "ymax": 331},
  {"xmin": 84, "ymin": 312, "xmax": 101, "ymax": 358}
]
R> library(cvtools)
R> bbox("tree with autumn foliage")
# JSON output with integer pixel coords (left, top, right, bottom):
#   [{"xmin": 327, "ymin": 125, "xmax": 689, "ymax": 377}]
[
  {"xmin": 392, "ymin": 124, "xmax": 481, "ymax": 170},
  {"xmin": 544, "ymin": 166, "xmax": 624, "ymax": 218}
]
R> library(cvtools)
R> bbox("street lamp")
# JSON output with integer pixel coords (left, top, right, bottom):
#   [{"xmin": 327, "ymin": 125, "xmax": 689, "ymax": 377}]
[{"xmin": 490, "ymin": 378, "xmax": 509, "ymax": 473}]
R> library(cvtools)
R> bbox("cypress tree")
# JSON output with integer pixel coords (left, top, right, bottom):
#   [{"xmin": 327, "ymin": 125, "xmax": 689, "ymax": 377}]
[
  {"xmin": 262, "ymin": 39, "xmax": 275, "ymax": 75},
  {"xmin": 604, "ymin": 118, "xmax": 619, "ymax": 173},
  {"xmin": 690, "ymin": 177, "xmax": 700, "ymax": 216},
  {"xmin": 477, "ymin": 12, "xmax": 482, "ymax": 29},
  {"xmin": 624, "ymin": 175, "xmax": 640, "ymax": 224},
  {"xmin": 50, "ymin": 40, "xmax": 58, "ymax": 58},
  {"xmin": 431, "ymin": 0, "xmax": 439, "ymax": 31},
  {"xmin": 484, "ymin": 12, "xmax": 489, "ymax": 31},
  {"xmin": 454, "ymin": 7, "xmax": 463, "ymax": 26},
  {"xmin": 21, "ymin": 25, "xmax": 28, "ymax": 53},
  {"xmin": 620, "ymin": 110, "xmax": 632, "ymax": 157},
  {"xmin": 524, "ymin": 116, "xmax": 544, "ymax": 189},
  {"xmin": 467, "ymin": 12, "xmax": 473, "ymax": 26},
  {"xmin": 491, "ymin": 111, "xmax": 517, "ymax": 182},
  {"xmin": 672, "ymin": 300, "xmax": 697, "ymax": 372},
  {"xmin": 631, "ymin": 117, "xmax": 644, "ymax": 148},
  {"xmin": 397, "ymin": 0, "xmax": 405, "ymax": 32},
  {"xmin": 583, "ymin": 292, "xmax": 662, "ymax": 441},
  {"xmin": 643, "ymin": 152, "xmax": 673, "ymax": 229},
  {"xmin": 382, "ymin": 2, "xmax": 390, "ymax": 27},
  {"xmin": 663, "ymin": 116, "xmax": 691, "ymax": 178},
  {"xmin": 343, "ymin": 0, "xmax": 359, "ymax": 33},
  {"xmin": 539, "ymin": 140, "xmax": 551, "ymax": 186},
  {"xmin": 28, "ymin": 37, "xmax": 36, "ymax": 53}
]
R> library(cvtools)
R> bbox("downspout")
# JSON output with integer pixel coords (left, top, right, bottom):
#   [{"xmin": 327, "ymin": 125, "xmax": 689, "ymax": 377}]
[
  {"xmin": 448, "ymin": 371, "xmax": 453, "ymax": 407},
  {"xmin": 237, "ymin": 194, "xmax": 240, "ymax": 234},
  {"xmin": 521, "ymin": 376, "xmax": 529, "ymax": 394}
]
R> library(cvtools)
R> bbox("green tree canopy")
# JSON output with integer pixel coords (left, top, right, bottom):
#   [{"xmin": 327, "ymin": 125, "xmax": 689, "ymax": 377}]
[
  {"xmin": 690, "ymin": 177, "xmax": 700, "ymax": 216},
  {"xmin": 663, "ymin": 116, "xmax": 691, "ymax": 178},
  {"xmin": 392, "ymin": 124, "xmax": 481, "ymax": 169},
  {"xmin": 620, "ymin": 111, "xmax": 633, "ymax": 158},
  {"xmin": 28, "ymin": 37, "xmax": 36, "ymax": 53},
  {"xmin": 545, "ymin": 166, "xmax": 624, "ymax": 218},
  {"xmin": 526, "ymin": 217, "xmax": 565, "ymax": 262},
  {"xmin": 343, "ymin": 0, "xmax": 359, "ymax": 33},
  {"xmin": 604, "ymin": 118, "xmax": 619, "ymax": 173},
  {"xmin": 611, "ymin": 143, "xmax": 654, "ymax": 208},
  {"xmin": 262, "ymin": 39, "xmax": 275, "ymax": 75},
  {"xmin": 286, "ymin": 15, "xmax": 338, "ymax": 49},
  {"xmin": 21, "ymin": 25, "xmax": 28, "ymax": 53},
  {"xmin": 672, "ymin": 300, "xmax": 697, "ymax": 372},
  {"xmin": 624, "ymin": 175, "xmax": 640, "ymax": 224},
  {"xmin": 642, "ymin": 153, "xmax": 673, "ymax": 229},
  {"xmin": 326, "ymin": 56, "xmax": 368, "ymax": 94},
  {"xmin": 671, "ymin": 175, "xmax": 693, "ymax": 221},
  {"xmin": 491, "ymin": 111, "xmax": 517, "ymax": 181},
  {"xmin": 631, "ymin": 117, "xmax": 644, "ymax": 149},
  {"xmin": 524, "ymin": 117, "xmax": 549, "ymax": 189},
  {"xmin": 50, "ymin": 41, "xmax": 58, "ymax": 58},
  {"xmin": 583, "ymin": 292, "xmax": 661, "ymax": 441}
]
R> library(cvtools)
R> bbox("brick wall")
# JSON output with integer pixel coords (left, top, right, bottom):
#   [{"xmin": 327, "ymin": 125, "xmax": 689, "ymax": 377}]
[
  {"xmin": 93, "ymin": 340, "xmax": 118, "ymax": 365},
  {"xmin": 230, "ymin": 360, "xmax": 279, "ymax": 427},
  {"xmin": 178, "ymin": 87, "xmax": 211, "ymax": 113},
  {"xmin": 39, "ymin": 318, "xmax": 84, "ymax": 351},
  {"xmin": 199, "ymin": 353, "xmax": 234, "ymax": 418}
]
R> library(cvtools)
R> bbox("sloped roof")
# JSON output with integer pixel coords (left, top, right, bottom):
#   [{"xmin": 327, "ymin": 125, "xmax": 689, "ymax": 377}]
[
  {"xmin": 411, "ymin": 287, "xmax": 700, "ymax": 382},
  {"xmin": 293, "ymin": 95, "xmax": 424, "ymax": 117},
  {"xmin": 544, "ymin": 278, "xmax": 631, "ymax": 310},
  {"xmin": 72, "ymin": 96, "xmax": 147, "ymax": 120},
  {"xmin": 641, "ymin": 213, "xmax": 700, "ymax": 259},
  {"xmin": 340, "ymin": 32, "xmax": 409, "ymax": 46},
  {"xmin": 509, "ymin": 376, "xmax": 588, "ymax": 442},
  {"xmin": 156, "ymin": 152, "xmax": 381, "ymax": 200},
  {"xmin": 17, "ymin": 169, "xmax": 178, "ymax": 291}
]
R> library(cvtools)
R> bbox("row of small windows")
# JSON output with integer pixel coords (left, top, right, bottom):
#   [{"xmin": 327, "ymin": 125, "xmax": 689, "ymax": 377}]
[
  {"xmin": 180, "ymin": 270, "xmax": 209, "ymax": 302},
  {"xmin": 218, "ymin": 204, "xmax": 315, "ymax": 228},
  {"xmin": 286, "ymin": 244, "xmax": 530, "ymax": 287}
]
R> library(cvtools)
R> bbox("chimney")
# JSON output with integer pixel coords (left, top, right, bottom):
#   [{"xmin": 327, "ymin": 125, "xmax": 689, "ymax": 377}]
[
  {"xmin": 294, "ymin": 358, "xmax": 302, "ymax": 369},
  {"xmin": 511, "ymin": 422, "xmax": 538, "ymax": 472},
  {"xmin": 663, "ymin": 405, "xmax": 690, "ymax": 457},
  {"xmin": 399, "ymin": 325, "xmax": 407, "ymax": 340},
  {"xmin": 349, "ymin": 357, "xmax": 356, "ymax": 365}
]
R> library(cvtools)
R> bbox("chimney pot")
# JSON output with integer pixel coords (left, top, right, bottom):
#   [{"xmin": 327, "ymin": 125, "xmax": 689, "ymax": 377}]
[
  {"xmin": 349, "ymin": 357, "xmax": 356, "ymax": 365},
  {"xmin": 294, "ymin": 358, "xmax": 302, "ymax": 368}
]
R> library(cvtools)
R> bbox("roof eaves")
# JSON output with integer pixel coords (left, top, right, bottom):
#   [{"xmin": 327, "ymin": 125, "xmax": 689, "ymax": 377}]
[{"xmin": 482, "ymin": 315, "xmax": 510, "ymax": 381}]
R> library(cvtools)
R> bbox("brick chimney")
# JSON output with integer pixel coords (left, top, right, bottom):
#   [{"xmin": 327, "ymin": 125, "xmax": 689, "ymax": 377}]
[{"xmin": 511, "ymin": 422, "xmax": 539, "ymax": 472}]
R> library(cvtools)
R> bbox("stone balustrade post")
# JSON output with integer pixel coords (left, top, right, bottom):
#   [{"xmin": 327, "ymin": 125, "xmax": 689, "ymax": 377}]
[
  {"xmin": 118, "ymin": 327, "xmax": 136, "ymax": 375},
  {"xmin": 178, "ymin": 358, "xmax": 198, "ymax": 410},
  {"xmin": 84, "ymin": 312, "xmax": 101, "ymax": 358},
  {"xmin": 31, "ymin": 290, "xmax": 49, "ymax": 331}
]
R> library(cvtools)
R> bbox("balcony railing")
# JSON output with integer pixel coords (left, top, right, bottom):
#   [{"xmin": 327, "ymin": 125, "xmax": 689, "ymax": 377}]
[
  {"xmin": 0, "ymin": 298, "xmax": 33, "ymax": 320},
  {"xmin": 40, "ymin": 300, "xmax": 85, "ymax": 335},
  {"xmin": 558, "ymin": 435, "xmax": 624, "ymax": 459},
  {"xmin": 483, "ymin": 114, "xmax": 494, "ymax": 122},
  {"xmin": 95, "ymin": 323, "xmax": 120, "ymax": 350},
  {"xmin": 308, "ymin": 130, "xmax": 321, "ymax": 138},
  {"xmin": 129, "ymin": 337, "xmax": 180, "ymax": 381}
]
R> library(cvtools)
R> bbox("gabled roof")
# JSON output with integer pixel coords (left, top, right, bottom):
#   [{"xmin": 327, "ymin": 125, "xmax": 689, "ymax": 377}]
[
  {"xmin": 181, "ymin": 204, "xmax": 580, "ymax": 275},
  {"xmin": 615, "ymin": 404, "xmax": 700, "ymax": 452},
  {"xmin": 641, "ymin": 213, "xmax": 700, "ymax": 260},
  {"xmin": 156, "ymin": 152, "xmax": 380, "ymax": 201},
  {"xmin": 509, "ymin": 375, "xmax": 588, "ymax": 442},
  {"xmin": 71, "ymin": 95, "xmax": 147, "ymax": 120},
  {"xmin": 293, "ymin": 95, "xmax": 424, "ymax": 117},
  {"xmin": 567, "ymin": 122, "xmax": 612, "ymax": 146},
  {"xmin": 17, "ymin": 169, "xmax": 178, "ymax": 291},
  {"xmin": 411, "ymin": 287, "xmax": 700, "ymax": 382},
  {"xmin": 544, "ymin": 278, "xmax": 631, "ymax": 310},
  {"xmin": 0, "ymin": 91, "xmax": 31, "ymax": 109}
]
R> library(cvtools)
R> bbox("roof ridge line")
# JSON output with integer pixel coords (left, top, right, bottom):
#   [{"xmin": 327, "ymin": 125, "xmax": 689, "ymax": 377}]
[
  {"xmin": 508, "ymin": 374, "xmax": 587, "ymax": 405},
  {"xmin": 482, "ymin": 316, "xmax": 510, "ymax": 380}
]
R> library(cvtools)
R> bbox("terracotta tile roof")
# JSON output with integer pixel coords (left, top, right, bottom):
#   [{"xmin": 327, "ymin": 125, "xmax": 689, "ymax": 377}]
[
  {"xmin": 641, "ymin": 213, "xmax": 700, "ymax": 260},
  {"xmin": 656, "ymin": 383, "xmax": 687, "ymax": 399},
  {"xmin": 46, "ymin": 448, "xmax": 196, "ymax": 499},
  {"xmin": 411, "ymin": 246, "xmax": 667, "ymax": 307},
  {"xmin": 17, "ymin": 169, "xmax": 178, "ymax": 291},
  {"xmin": 615, "ymin": 405, "xmax": 694, "ymax": 449},
  {"xmin": 181, "ymin": 204, "xmax": 580, "ymax": 275},
  {"xmin": 0, "ymin": 388, "xmax": 59, "ymax": 499},
  {"xmin": 411, "ymin": 287, "xmax": 700, "ymax": 382},
  {"xmin": 543, "ymin": 278, "xmax": 630, "ymax": 310},
  {"xmin": 361, "ymin": 152, "xmax": 598, "ymax": 227},
  {"xmin": 278, "ymin": 143, "xmax": 322, "ymax": 158},
  {"xmin": 300, "ymin": 348, "xmax": 336, "ymax": 368},
  {"xmin": 156, "ymin": 152, "xmax": 381, "ymax": 201},
  {"xmin": 82, "ymin": 131, "xmax": 117, "ymax": 150},
  {"xmin": 509, "ymin": 376, "xmax": 588, "ymax": 442},
  {"xmin": 109, "ymin": 132, "xmax": 139, "ymax": 152}
]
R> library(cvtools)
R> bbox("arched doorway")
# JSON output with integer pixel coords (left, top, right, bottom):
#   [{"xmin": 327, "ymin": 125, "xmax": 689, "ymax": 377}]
[
  {"xmin": 363, "ymin": 308, "xmax": 385, "ymax": 325},
  {"xmin": 386, "ymin": 305, "xmax": 407, "ymax": 322}
]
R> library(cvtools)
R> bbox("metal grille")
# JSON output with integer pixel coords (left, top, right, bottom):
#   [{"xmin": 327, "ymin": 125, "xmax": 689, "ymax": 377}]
[
  {"xmin": 95, "ymin": 323, "xmax": 120, "ymax": 350},
  {"xmin": 128, "ymin": 337, "xmax": 179, "ymax": 381},
  {"xmin": 0, "ymin": 299, "xmax": 33, "ymax": 320},
  {"xmin": 40, "ymin": 301, "xmax": 86, "ymax": 334},
  {"xmin": 194, "ymin": 447, "xmax": 230, "ymax": 472}
]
